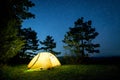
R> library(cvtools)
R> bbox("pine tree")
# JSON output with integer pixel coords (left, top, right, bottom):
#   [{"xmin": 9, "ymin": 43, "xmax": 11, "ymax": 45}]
[
  {"xmin": 63, "ymin": 17, "xmax": 100, "ymax": 59},
  {"xmin": 40, "ymin": 35, "xmax": 60, "ymax": 55},
  {"xmin": 0, "ymin": 0, "xmax": 35, "ymax": 63},
  {"xmin": 20, "ymin": 28, "xmax": 39, "ymax": 57},
  {"xmin": 0, "ymin": 20, "xmax": 25, "ymax": 62},
  {"xmin": 40, "ymin": 35, "xmax": 56, "ymax": 52}
]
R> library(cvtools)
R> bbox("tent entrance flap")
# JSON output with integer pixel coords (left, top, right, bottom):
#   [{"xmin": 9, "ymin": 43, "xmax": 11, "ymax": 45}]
[{"xmin": 28, "ymin": 53, "xmax": 40, "ymax": 69}]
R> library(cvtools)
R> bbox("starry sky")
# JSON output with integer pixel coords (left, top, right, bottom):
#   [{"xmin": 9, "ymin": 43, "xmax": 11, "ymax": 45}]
[{"xmin": 22, "ymin": 0, "xmax": 120, "ymax": 57}]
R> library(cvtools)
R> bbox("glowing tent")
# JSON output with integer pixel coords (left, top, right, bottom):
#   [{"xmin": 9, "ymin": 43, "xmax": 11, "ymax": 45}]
[{"xmin": 27, "ymin": 52, "xmax": 61, "ymax": 70}]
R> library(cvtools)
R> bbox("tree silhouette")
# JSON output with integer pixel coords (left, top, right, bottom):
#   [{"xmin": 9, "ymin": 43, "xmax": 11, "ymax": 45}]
[
  {"xmin": 19, "ymin": 28, "xmax": 39, "ymax": 58},
  {"xmin": 10, "ymin": 27, "xmax": 39, "ymax": 64},
  {"xmin": 0, "ymin": 0, "xmax": 35, "ymax": 63},
  {"xmin": 63, "ymin": 17, "xmax": 100, "ymax": 59},
  {"xmin": 0, "ymin": 20, "xmax": 25, "ymax": 62},
  {"xmin": 40, "ymin": 35, "xmax": 60, "ymax": 55},
  {"xmin": 40, "ymin": 35, "xmax": 56, "ymax": 52}
]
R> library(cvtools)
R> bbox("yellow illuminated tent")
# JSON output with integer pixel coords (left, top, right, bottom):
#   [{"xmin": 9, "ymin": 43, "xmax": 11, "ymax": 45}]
[{"xmin": 27, "ymin": 52, "xmax": 61, "ymax": 70}]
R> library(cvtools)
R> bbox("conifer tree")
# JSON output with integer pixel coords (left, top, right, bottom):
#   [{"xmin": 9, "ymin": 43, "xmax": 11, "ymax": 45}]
[
  {"xmin": 0, "ymin": 0, "xmax": 35, "ymax": 63},
  {"xmin": 40, "ymin": 35, "xmax": 56, "ymax": 52},
  {"xmin": 40, "ymin": 35, "xmax": 60, "ymax": 55},
  {"xmin": 19, "ymin": 28, "xmax": 39, "ymax": 58},
  {"xmin": 63, "ymin": 17, "xmax": 100, "ymax": 58}
]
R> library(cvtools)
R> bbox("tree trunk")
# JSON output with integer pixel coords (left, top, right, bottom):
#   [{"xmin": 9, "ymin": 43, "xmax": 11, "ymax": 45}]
[{"xmin": 81, "ymin": 40, "xmax": 85, "ymax": 57}]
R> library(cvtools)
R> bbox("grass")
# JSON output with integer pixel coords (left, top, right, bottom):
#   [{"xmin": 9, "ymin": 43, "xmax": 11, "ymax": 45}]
[{"xmin": 0, "ymin": 64, "xmax": 120, "ymax": 80}]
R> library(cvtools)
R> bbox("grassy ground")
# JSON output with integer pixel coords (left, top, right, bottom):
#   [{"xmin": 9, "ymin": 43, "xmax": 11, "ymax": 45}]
[{"xmin": 0, "ymin": 64, "xmax": 120, "ymax": 80}]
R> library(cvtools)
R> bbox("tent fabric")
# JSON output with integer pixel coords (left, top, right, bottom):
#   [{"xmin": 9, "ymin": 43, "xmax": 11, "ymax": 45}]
[{"xmin": 27, "ymin": 52, "xmax": 61, "ymax": 70}]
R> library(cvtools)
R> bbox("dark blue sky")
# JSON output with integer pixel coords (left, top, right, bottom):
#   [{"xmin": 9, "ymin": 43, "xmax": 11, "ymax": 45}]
[{"xmin": 22, "ymin": 0, "xmax": 120, "ymax": 57}]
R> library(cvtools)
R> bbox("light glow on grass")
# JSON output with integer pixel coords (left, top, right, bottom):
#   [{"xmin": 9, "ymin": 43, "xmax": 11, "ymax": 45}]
[
  {"xmin": 24, "ymin": 69, "xmax": 40, "ymax": 72},
  {"xmin": 24, "ymin": 67, "xmax": 53, "ymax": 72}
]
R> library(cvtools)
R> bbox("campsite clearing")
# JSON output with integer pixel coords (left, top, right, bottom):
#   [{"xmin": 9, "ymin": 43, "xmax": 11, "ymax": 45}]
[{"xmin": 0, "ymin": 64, "xmax": 120, "ymax": 80}]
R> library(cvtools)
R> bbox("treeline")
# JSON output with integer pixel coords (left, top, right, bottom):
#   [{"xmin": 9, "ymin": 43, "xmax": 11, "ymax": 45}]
[
  {"xmin": 0, "ymin": 0, "xmax": 35, "ymax": 64},
  {"xmin": 0, "ymin": 0, "xmax": 100, "ymax": 65}
]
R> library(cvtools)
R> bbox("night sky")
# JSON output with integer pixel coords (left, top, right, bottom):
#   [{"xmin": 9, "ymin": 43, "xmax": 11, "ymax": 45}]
[{"xmin": 22, "ymin": 0, "xmax": 120, "ymax": 57}]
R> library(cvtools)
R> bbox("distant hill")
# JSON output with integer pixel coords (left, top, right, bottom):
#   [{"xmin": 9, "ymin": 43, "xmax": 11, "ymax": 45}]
[
  {"xmin": 58, "ymin": 56, "xmax": 120, "ymax": 65},
  {"xmin": 87, "ymin": 56, "xmax": 120, "ymax": 65}
]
